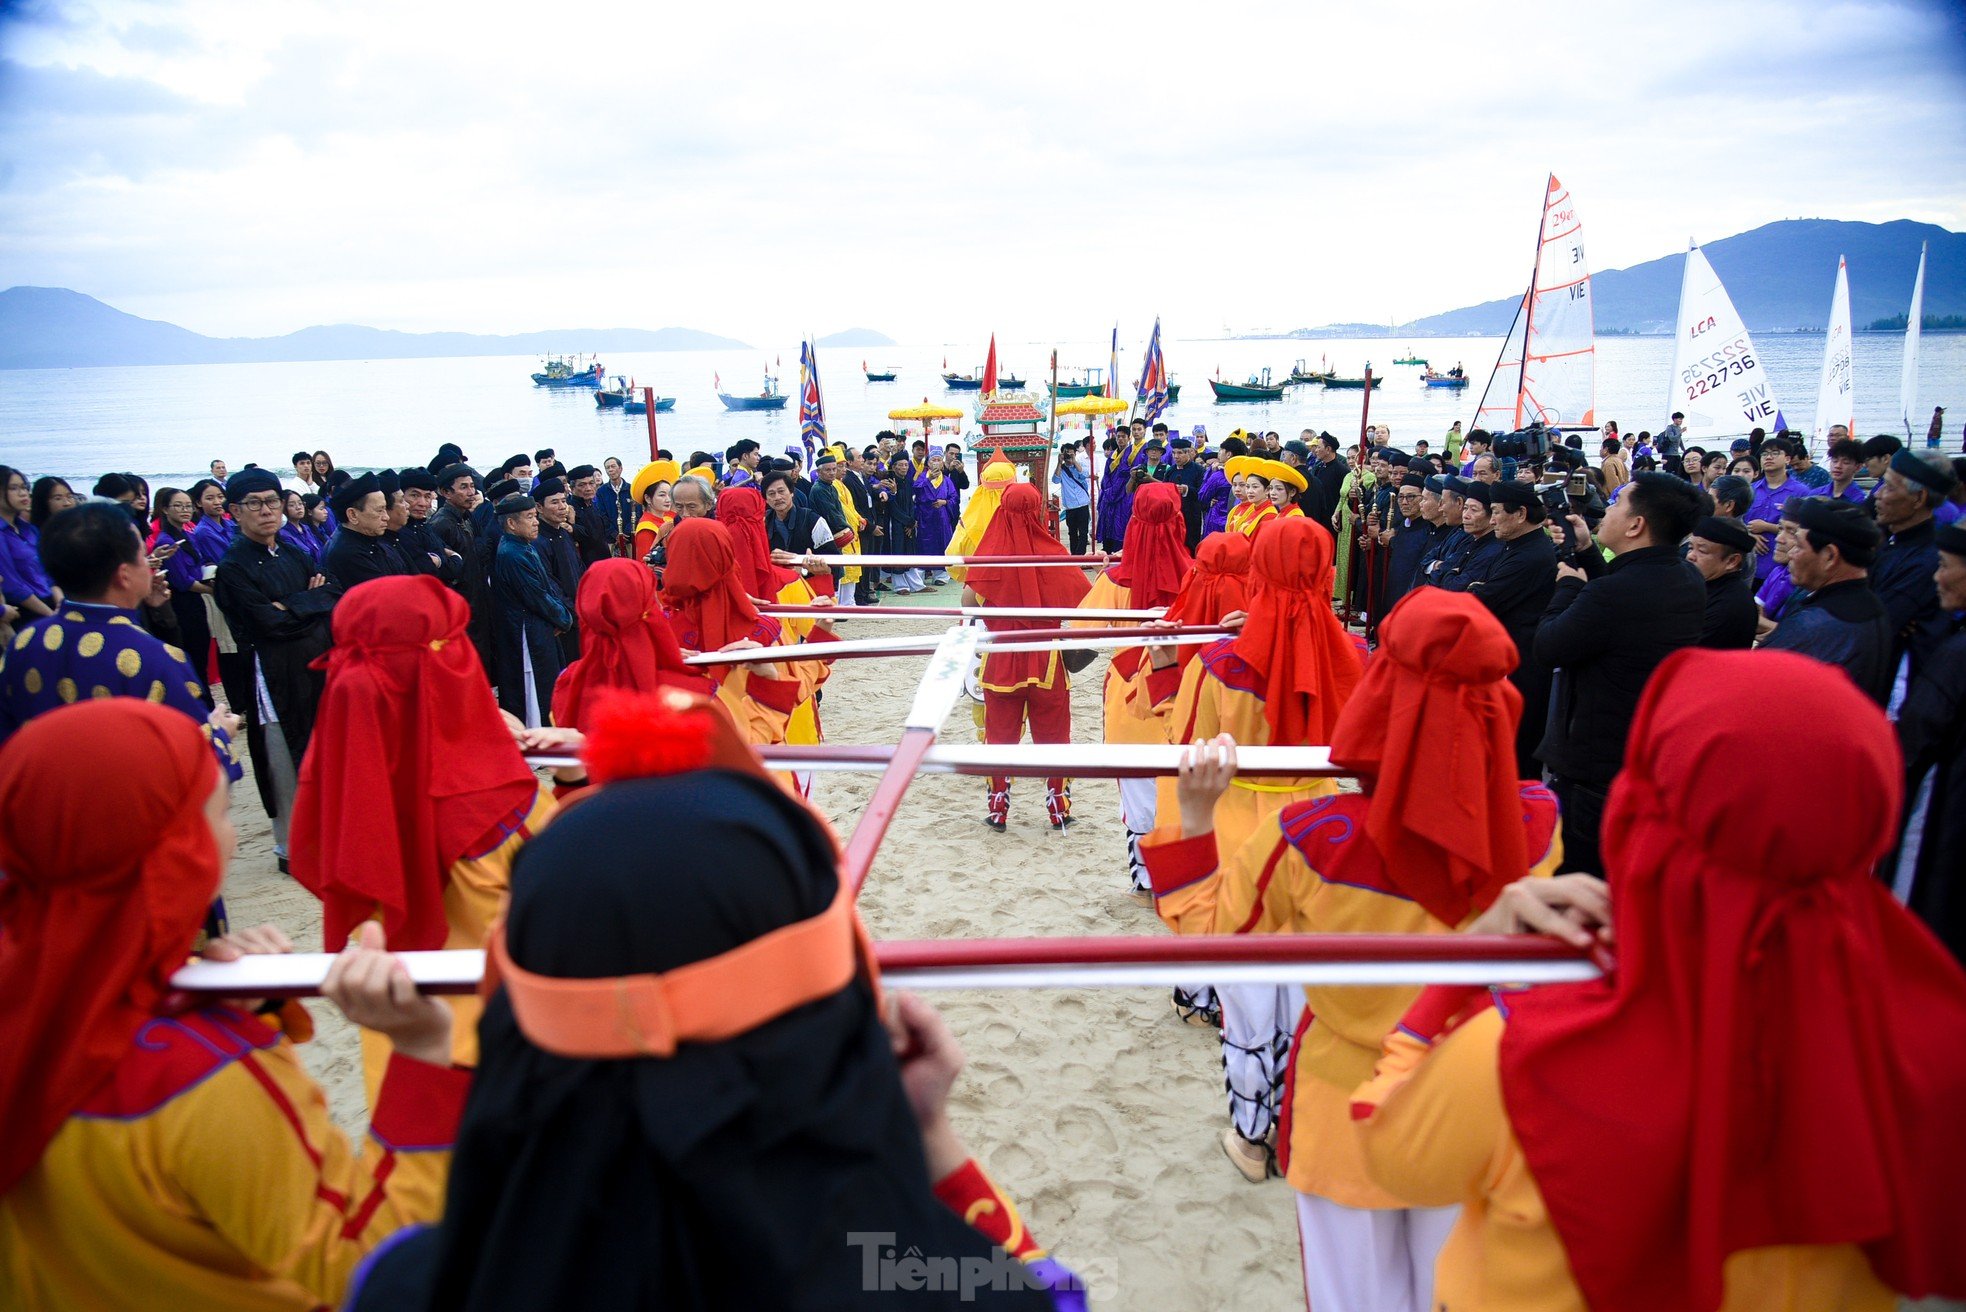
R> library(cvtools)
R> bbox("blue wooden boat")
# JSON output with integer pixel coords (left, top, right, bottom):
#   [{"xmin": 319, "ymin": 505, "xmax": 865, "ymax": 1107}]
[
  {"xmin": 999, "ymin": 374, "xmax": 1025, "ymax": 389},
  {"xmin": 718, "ymin": 373, "xmax": 789, "ymax": 411},
  {"xmin": 1422, "ymin": 368, "xmax": 1469, "ymax": 389},
  {"xmin": 866, "ymin": 370, "xmax": 898, "ymax": 382},
  {"xmin": 622, "ymin": 394, "xmax": 677, "ymax": 414},
  {"xmin": 595, "ymin": 375, "xmax": 633, "ymax": 407},
  {"xmin": 942, "ymin": 372, "xmax": 984, "ymax": 391}
]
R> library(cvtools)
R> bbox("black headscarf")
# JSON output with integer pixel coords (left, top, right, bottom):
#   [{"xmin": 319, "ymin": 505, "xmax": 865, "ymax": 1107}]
[{"xmin": 357, "ymin": 770, "xmax": 1050, "ymax": 1310}]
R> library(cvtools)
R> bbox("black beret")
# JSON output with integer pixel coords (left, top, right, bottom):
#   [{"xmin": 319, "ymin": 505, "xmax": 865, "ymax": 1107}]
[
  {"xmin": 534, "ymin": 448, "xmax": 555, "ymax": 462},
  {"xmin": 564, "ymin": 464, "xmax": 598, "ymax": 482},
  {"xmin": 1784, "ymin": 495, "xmax": 1883, "ymax": 558},
  {"xmin": 437, "ymin": 463, "xmax": 479, "ymax": 489},
  {"xmin": 1936, "ymin": 523, "xmax": 1966, "ymax": 557},
  {"xmin": 223, "ymin": 469, "xmax": 281, "ymax": 503},
  {"xmin": 1890, "ymin": 448, "xmax": 1961, "ymax": 497},
  {"xmin": 399, "ymin": 468, "xmax": 438, "ymax": 492},
  {"xmin": 533, "ymin": 476, "xmax": 568, "ymax": 500},
  {"xmin": 814, "ymin": 453, "xmax": 839, "ymax": 467},
  {"xmin": 1440, "ymin": 476, "xmax": 1471, "ymax": 498},
  {"xmin": 329, "ymin": 471, "xmax": 382, "ymax": 517},
  {"xmin": 506, "ymin": 453, "xmax": 530, "ymax": 470},
  {"xmin": 1384, "ymin": 450, "xmax": 1411, "ymax": 468},
  {"xmin": 485, "ymin": 478, "xmax": 521, "ymax": 503},
  {"xmin": 1170, "ymin": 438, "xmax": 1194, "ymax": 450},
  {"xmin": 1425, "ymin": 474, "xmax": 1450, "ymax": 494},
  {"xmin": 428, "ymin": 442, "xmax": 466, "ymax": 472},
  {"xmin": 1690, "ymin": 515, "xmax": 1756, "ymax": 555},
  {"xmin": 1462, "ymin": 481, "xmax": 1494, "ymax": 507},
  {"xmin": 1282, "ymin": 440, "xmax": 1313, "ymax": 461},
  {"xmin": 375, "ymin": 469, "xmax": 400, "ymax": 497},
  {"xmin": 1399, "ymin": 471, "xmax": 1427, "ymax": 490},
  {"xmin": 1490, "ymin": 480, "xmax": 1543, "ymax": 520},
  {"xmin": 495, "ymin": 494, "xmax": 537, "ymax": 517}
]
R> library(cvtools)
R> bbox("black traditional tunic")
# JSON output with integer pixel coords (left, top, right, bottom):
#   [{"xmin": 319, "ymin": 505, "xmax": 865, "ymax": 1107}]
[
  {"xmin": 322, "ymin": 527, "xmax": 409, "ymax": 592},
  {"xmin": 535, "ymin": 521, "xmax": 586, "ymax": 662},
  {"xmin": 490, "ymin": 533, "xmax": 572, "ymax": 726},
  {"xmin": 1698, "ymin": 568, "xmax": 1760, "ymax": 650},
  {"xmin": 213, "ymin": 535, "xmax": 337, "ymax": 810}
]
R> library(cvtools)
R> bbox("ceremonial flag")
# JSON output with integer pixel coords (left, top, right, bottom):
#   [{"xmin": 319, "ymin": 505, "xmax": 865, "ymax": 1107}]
[
  {"xmin": 1136, "ymin": 317, "xmax": 1168, "ymax": 422},
  {"xmin": 798, "ymin": 339, "xmax": 827, "ymax": 465},
  {"xmin": 982, "ymin": 333, "xmax": 999, "ymax": 395},
  {"xmin": 714, "ymin": 371, "xmax": 722, "ymax": 392}
]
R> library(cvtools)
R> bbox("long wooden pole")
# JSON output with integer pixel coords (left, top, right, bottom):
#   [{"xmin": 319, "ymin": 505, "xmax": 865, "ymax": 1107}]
[
  {"xmin": 643, "ymin": 386, "xmax": 660, "ymax": 461},
  {"xmin": 168, "ymin": 933, "xmax": 1604, "ymax": 998}
]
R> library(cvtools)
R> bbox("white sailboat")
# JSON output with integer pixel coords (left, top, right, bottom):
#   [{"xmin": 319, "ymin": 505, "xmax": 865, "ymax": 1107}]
[
  {"xmin": 1901, "ymin": 241, "xmax": 1926, "ymax": 442},
  {"xmin": 1473, "ymin": 173, "xmax": 1596, "ymax": 432},
  {"xmin": 1811, "ymin": 255, "xmax": 1854, "ymax": 448},
  {"xmin": 1667, "ymin": 243, "xmax": 1785, "ymax": 443}
]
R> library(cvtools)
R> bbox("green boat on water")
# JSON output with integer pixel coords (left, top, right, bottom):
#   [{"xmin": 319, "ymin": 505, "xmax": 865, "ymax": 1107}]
[
  {"xmin": 1209, "ymin": 368, "xmax": 1284, "ymax": 402},
  {"xmin": 1394, "ymin": 353, "xmax": 1428, "ymax": 366},
  {"xmin": 1050, "ymin": 381, "xmax": 1105, "ymax": 398},
  {"xmin": 1323, "ymin": 375, "xmax": 1383, "ymax": 390}
]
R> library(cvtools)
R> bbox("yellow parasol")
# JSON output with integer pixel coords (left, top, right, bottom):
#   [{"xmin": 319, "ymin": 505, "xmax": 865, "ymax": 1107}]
[
  {"xmin": 1052, "ymin": 395, "xmax": 1130, "ymax": 418},
  {"xmin": 888, "ymin": 399, "xmax": 967, "ymax": 422}
]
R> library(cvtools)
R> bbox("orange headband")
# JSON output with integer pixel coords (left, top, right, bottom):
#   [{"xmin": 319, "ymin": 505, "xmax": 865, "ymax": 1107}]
[{"xmin": 484, "ymin": 881, "xmax": 881, "ymax": 1059}]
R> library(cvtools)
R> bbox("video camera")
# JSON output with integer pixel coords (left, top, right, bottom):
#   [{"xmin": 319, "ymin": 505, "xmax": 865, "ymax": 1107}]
[{"xmin": 1491, "ymin": 424, "xmax": 1557, "ymax": 462}]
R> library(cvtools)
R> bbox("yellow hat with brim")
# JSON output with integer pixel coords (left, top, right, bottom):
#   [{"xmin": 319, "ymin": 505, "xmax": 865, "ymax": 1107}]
[
  {"xmin": 632, "ymin": 460, "xmax": 682, "ymax": 504},
  {"xmin": 1257, "ymin": 459, "xmax": 1308, "ymax": 492},
  {"xmin": 1224, "ymin": 456, "xmax": 1259, "ymax": 481}
]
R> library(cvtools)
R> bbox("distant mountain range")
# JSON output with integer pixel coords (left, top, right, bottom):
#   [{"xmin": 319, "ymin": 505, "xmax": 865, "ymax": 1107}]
[
  {"xmin": 1270, "ymin": 219, "xmax": 1962, "ymax": 338},
  {"xmin": 0, "ymin": 287, "xmax": 753, "ymax": 370}
]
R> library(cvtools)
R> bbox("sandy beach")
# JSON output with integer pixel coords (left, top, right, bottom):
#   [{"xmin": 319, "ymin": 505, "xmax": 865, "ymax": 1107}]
[{"xmin": 217, "ymin": 588, "xmax": 1301, "ymax": 1311}]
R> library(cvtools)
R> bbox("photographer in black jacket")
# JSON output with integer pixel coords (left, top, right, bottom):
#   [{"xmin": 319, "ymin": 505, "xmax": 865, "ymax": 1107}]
[{"xmin": 1534, "ymin": 472, "xmax": 1707, "ymax": 874}]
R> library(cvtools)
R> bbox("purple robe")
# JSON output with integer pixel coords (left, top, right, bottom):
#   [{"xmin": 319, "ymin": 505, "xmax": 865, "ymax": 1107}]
[
  {"xmin": 1745, "ymin": 476, "xmax": 1810, "ymax": 580},
  {"xmin": 1756, "ymin": 561, "xmax": 1804, "ymax": 622},
  {"xmin": 914, "ymin": 472, "xmax": 960, "ymax": 554},
  {"xmin": 1199, "ymin": 467, "xmax": 1232, "ymax": 536}
]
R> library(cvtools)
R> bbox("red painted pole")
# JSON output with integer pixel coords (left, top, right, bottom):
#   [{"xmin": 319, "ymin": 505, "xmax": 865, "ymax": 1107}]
[{"xmin": 643, "ymin": 386, "xmax": 660, "ymax": 461}]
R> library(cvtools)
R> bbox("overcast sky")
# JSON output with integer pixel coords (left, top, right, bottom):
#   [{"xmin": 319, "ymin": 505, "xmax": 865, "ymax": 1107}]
[{"xmin": 2, "ymin": 0, "xmax": 1962, "ymax": 345}]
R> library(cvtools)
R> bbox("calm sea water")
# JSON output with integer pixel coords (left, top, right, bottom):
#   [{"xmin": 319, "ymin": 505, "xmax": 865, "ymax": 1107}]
[{"xmin": 2, "ymin": 334, "xmax": 1960, "ymax": 487}]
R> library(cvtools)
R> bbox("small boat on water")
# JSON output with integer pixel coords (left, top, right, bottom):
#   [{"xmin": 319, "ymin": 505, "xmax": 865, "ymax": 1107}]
[
  {"xmin": 943, "ymin": 372, "xmax": 984, "ymax": 391},
  {"xmin": 1049, "ymin": 368, "xmax": 1108, "ymax": 399},
  {"xmin": 999, "ymin": 374, "xmax": 1025, "ymax": 390},
  {"xmin": 863, "ymin": 360, "xmax": 899, "ymax": 382},
  {"xmin": 1210, "ymin": 368, "xmax": 1284, "ymax": 402},
  {"xmin": 1422, "ymin": 367, "xmax": 1469, "ymax": 389},
  {"xmin": 1323, "ymin": 374, "xmax": 1383, "ymax": 390},
  {"xmin": 1286, "ymin": 358, "xmax": 1334, "ymax": 385},
  {"xmin": 717, "ymin": 372, "xmax": 789, "ymax": 412},
  {"xmin": 622, "ymin": 394, "xmax": 677, "ymax": 414},
  {"xmin": 531, "ymin": 356, "xmax": 605, "ymax": 387},
  {"xmin": 1394, "ymin": 351, "xmax": 1428, "ymax": 366},
  {"xmin": 595, "ymin": 375, "xmax": 633, "ymax": 407},
  {"xmin": 1165, "ymin": 380, "xmax": 1182, "ymax": 402}
]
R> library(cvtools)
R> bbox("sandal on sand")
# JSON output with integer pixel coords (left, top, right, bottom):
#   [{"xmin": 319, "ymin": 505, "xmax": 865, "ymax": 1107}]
[{"xmin": 1221, "ymin": 1127, "xmax": 1278, "ymax": 1183}]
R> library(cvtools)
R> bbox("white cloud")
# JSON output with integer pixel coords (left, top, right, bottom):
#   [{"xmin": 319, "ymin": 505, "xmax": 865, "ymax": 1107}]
[{"xmin": 2, "ymin": 0, "xmax": 1961, "ymax": 343}]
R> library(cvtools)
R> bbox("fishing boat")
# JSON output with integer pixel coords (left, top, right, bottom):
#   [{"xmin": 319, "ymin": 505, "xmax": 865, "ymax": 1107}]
[
  {"xmin": 530, "ymin": 356, "xmax": 605, "ymax": 387},
  {"xmin": 1394, "ymin": 351, "xmax": 1428, "ymax": 366},
  {"xmin": 1422, "ymin": 368, "xmax": 1469, "ymax": 389},
  {"xmin": 1165, "ymin": 381, "xmax": 1182, "ymax": 402},
  {"xmin": 1286, "ymin": 358, "xmax": 1334, "ymax": 385},
  {"xmin": 864, "ymin": 360, "xmax": 900, "ymax": 383},
  {"xmin": 1049, "ymin": 368, "xmax": 1107, "ymax": 399},
  {"xmin": 999, "ymin": 374, "xmax": 1025, "ymax": 390},
  {"xmin": 1323, "ymin": 372, "xmax": 1383, "ymax": 390},
  {"xmin": 942, "ymin": 372, "xmax": 984, "ymax": 391},
  {"xmin": 717, "ymin": 372, "xmax": 790, "ymax": 412},
  {"xmin": 1209, "ymin": 368, "xmax": 1284, "ymax": 402},
  {"xmin": 1473, "ymin": 173, "xmax": 1597, "ymax": 432},
  {"xmin": 622, "ymin": 393, "xmax": 677, "ymax": 415},
  {"xmin": 594, "ymin": 375, "xmax": 633, "ymax": 407}
]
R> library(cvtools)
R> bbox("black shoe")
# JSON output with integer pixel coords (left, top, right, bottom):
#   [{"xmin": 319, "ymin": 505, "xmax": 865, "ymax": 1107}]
[
  {"xmin": 277, "ymin": 855, "xmax": 290, "ymax": 875},
  {"xmin": 984, "ymin": 815, "xmax": 1007, "ymax": 832},
  {"xmin": 1050, "ymin": 815, "xmax": 1075, "ymax": 831}
]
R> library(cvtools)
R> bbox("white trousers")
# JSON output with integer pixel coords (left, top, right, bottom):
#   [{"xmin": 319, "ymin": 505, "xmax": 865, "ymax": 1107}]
[
  {"xmin": 1220, "ymin": 983, "xmax": 1301, "ymax": 1142},
  {"xmin": 1296, "ymin": 1190, "xmax": 1458, "ymax": 1312},
  {"xmin": 1118, "ymin": 776, "xmax": 1156, "ymax": 892}
]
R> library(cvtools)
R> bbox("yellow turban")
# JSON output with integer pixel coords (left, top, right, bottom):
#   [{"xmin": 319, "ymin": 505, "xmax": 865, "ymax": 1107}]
[
  {"xmin": 946, "ymin": 457, "xmax": 1019, "ymax": 575},
  {"xmin": 631, "ymin": 460, "xmax": 682, "ymax": 505},
  {"xmin": 1256, "ymin": 458, "xmax": 1307, "ymax": 492}
]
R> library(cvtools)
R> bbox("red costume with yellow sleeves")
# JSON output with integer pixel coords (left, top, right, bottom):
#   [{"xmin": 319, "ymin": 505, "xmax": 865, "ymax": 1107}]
[
  {"xmin": 1146, "ymin": 589, "xmax": 1560, "ymax": 1310},
  {"xmin": 1075, "ymin": 484, "xmax": 1191, "ymax": 888},
  {"xmin": 288, "ymin": 577, "xmax": 556, "ymax": 1099},
  {"xmin": 967, "ymin": 484, "xmax": 1091, "ymax": 829},
  {"xmin": 660, "ymin": 518, "xmax": 833, "ymax": 762},
  {"xmin": 1354, "ymin": 650, "xmax": 1966, "ymax": 1312},
  {"xmin": 0, "ymin": 700, "xmax": 471, "ymax": 1312}
]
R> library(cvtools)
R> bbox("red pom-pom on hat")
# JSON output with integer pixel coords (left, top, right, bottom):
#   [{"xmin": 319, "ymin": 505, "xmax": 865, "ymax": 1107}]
[{"xmin": 582, "ymin": 689, "xmax": 716, "ymax": 785}]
